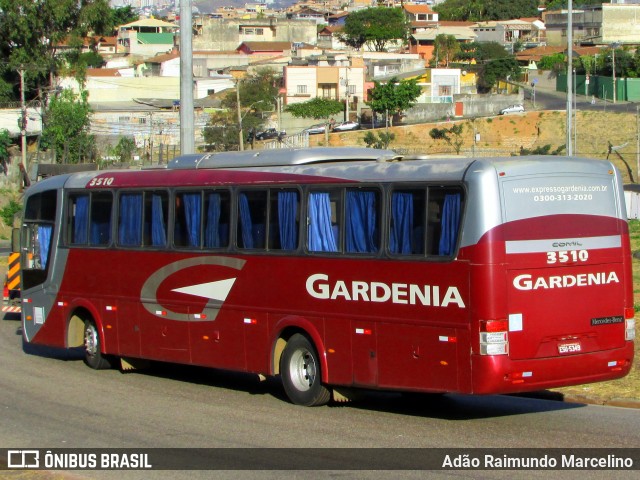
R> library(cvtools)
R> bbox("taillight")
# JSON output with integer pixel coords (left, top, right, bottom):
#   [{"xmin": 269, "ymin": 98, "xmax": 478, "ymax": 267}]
[
  {"xmin": 625, "ymin": 318, "xmax": 635, "ymax": 341},
  {"xmin": 480, "ymin": 319, "xmax": 509, "ymax": 355}
]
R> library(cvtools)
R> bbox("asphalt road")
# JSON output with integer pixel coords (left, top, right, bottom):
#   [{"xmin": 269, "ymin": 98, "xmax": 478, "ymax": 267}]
[{"xmin": 1, "ymin": 313, "xmax": 639, "ymax": 480}]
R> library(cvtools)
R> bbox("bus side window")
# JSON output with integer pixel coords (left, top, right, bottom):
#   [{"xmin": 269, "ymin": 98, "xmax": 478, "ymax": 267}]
[
  {"xmin": 389, "ymin": 189, "xmax": 425, "ymax": 255},
  {"xmin": 22, "ymin": 190, "xmax": 56, "ymax": 287},
  {"xmin": 307, "ymin": 190, "xmax": 342, "ymax": 253},
  {"xmin": 143, "ymin": 191, "xmax": 168, "ymax": 247},
  {"xmin": 174, "ymin": 191, "xmax": 202, "ymax": 248},
  {"xmin": 427, "ymin": 187, "xmax": 462, "ymax": 257},
  {"xmin": 204, "ymin": 190, "xmax": 230, "ymax": 248},
  {"xmin": 118, "ymin": 192, "xmax": 143, "ymax": 247},
  {"xmin": 269, "ymin": 189, "xmax": 299, "ymax": 251},
  {"xmin": 237, "ymin": 190, "xmax": 268, "ymax": 250},
  {"xmin": 70, "ymin": 194, "xmax": 90, "ymax": 245},
  {"xmin": 345, "ymin": 188, "xmax": 379, "ymax": 254},
  {"xmin": 89, "ymin": 192, "xmax": 112, "ymax": 246}
]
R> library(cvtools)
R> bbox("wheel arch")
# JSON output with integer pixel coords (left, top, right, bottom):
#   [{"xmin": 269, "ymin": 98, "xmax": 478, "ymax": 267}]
[
  {"xmin": 65, "ymin": 301, "xmax": 103, "ymax": 350},
  {"xmin": 271, "ymin": 316, "xmax": 328, "ymax": 383}
]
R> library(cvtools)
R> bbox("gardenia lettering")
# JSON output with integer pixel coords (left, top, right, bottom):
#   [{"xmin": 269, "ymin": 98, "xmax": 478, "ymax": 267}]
[
  {"xmin": 513, "ymin": 272, "xmax": 619, "ymax": 291},
  {"xmin": 305, "ymin": 273, "xmax": 466, "ymax": 308}
]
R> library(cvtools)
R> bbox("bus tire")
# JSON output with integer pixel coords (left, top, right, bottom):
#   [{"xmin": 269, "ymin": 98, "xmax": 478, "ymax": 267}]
[
  {"xmin": 83, "ymin": 319, "xmax": 113, "ymax": 370},
  {"xmin": 280, "ymin": 333, "xmax": 330, "ymax": 407}
]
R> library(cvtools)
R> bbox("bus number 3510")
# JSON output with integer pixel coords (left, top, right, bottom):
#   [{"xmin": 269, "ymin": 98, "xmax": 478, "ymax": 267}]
[{"xmin": 547, "ymin": 250, "xmax": 589, "ymax": 264}]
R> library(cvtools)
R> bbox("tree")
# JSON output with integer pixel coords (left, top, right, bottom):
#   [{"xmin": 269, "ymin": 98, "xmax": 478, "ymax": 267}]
[
  {"xmin": 0, "ymin": 129, "xmax": 11, "ymax": 175},
  {"xmin": 112, "ymin": 137, "xmax": 136, "ymax": 163},
  {"xmin": 366, "ymin": 77, "xmax": 422, "ymax": 127},
  {"xmin": 434, "ymin": 0, "xmax": 538, "ymax": 21},
  {"xmin": 0, "ymin": 0, "xmax": 115, "ymax": 104},
  {"xmin": 222, "ymin": 68, "xmax": 281, "ymax": 138},
  {"xmin": 477, "ymin": 56, "xmax": 521, "ymax": 93},
  {"xmin": 433, "ymin": 34, "xmax": 461, "ymax": 67},
  {"xmin": 538, "ymin": 52, "xmax": 566, "ymax": 72},
  {"xmin": 429, "ymin": 124, "xmax": 465, "ymax": 154},
  {"xmin": 110, "ymin": 6, "xmax": 139, "ymax": 30},
  {"xmin": 340, "ymin": 7, "xmax": 409, "ymax": 52},
  {"xmin": 203, "ymin": 111, "xmax": 241, "ymax": 152},
  {"xmin": 363, "ymin": 131, "xmax": 395, "ymax": 149},
  {"xmin": 285, "ymin": 97, "xmax": 344, "ymax": 120},
  {"xmin": 474, "ymin": 41, "xmax": 512, "ymax": 61},
  {"xmin": 40, "ymin": 88, "xmax": 95, "ymax": 163}
]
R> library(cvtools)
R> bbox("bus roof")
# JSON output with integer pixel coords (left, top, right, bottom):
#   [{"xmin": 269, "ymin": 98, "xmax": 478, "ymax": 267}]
[
  {"xmin": 25, "ymin": 154, "xmax": 620, "ymax": 192},
  {"xmin": 167, "ymin": 147, "xmax": 402, "ymax": 169}
]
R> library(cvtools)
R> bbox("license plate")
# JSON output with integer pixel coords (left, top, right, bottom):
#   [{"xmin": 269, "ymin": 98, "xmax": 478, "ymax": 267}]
[{"xmin": 558, "ymin": 342, "xmax": 581, "ymax": 354}]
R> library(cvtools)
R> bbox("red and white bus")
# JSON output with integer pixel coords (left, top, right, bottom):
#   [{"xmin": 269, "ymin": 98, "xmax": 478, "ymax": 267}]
[{"xmin": 20, "ymin": 147, "xmax": 635, "ymax": 406}]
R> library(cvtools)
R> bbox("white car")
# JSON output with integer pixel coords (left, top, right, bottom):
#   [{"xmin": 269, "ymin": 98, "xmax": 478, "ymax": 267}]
[
  {"xmin": 332, "ymin": 121, "xmax": 360, "ymax": 132},
  {"xmin": 499, "ymin": 104, "xmax": 525, "ymax": 115},
  {"xmin": 304, "ymin": 124, "xmax": 326, "ymax": 135}
]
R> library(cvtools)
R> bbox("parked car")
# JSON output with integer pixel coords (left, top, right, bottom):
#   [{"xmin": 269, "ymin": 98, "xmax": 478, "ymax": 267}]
[
  {"xmin": 499, "ymin": 104, "xmax": 525, "ymax": 115},
  {"xmin": 255, "ymin": 128, "xmax": 286, "ymax": 140},
  {"xmin": 303, "ymin": 124, "xmax": 327, "ymax": 135},
  {"xmin": 332, "ymin": 121, "xmax": 360, "ymax": 132}
]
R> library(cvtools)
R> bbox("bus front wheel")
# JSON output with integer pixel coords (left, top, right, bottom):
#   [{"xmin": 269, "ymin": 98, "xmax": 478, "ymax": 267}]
[
  {"xmin": 83, "ymin": 320, "xmax": 113, "ymax": 370},
  {"xmin": 280, "ymin": 334, "xmax": 330, "ymax": 407}
]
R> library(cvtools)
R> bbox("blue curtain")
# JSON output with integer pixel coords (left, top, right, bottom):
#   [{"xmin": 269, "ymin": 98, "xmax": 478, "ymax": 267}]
[
  {"xmin": 308, "ymin": 192, "xmax": 337, "ymax": 252},
  {"xmin": 346, "ymin": 191, "xmax": 377, "ymax": 253},
  {"xmin": 390, "ymin": 192, "xmax": 413, "ymax": 254},
  {"xmin": 238, "ymin": 193, "xmax": 254, "ymax": 248},
  {"xmin": 73, "ymin": 196, "xmax": 89, "ymax": 244},
  {"xmin": 118, "ymin": 193, "xmax": 142, "ymax": 246},
  {"xmin": 38, "ymin": 225, "xmax": 52, "ymax": 269},
  {"xmin": 438, "ymin": 193, "xmax": 461, "ymax": 256},
  {"xmin": 151, "ymin": 194, "xmax": 167, "ymax": 247},
  {"xmin": 183, "ymin": 193, "xmax": 201, "ymax": 247},
  {"xmin": 205, "ymin": 193, "xmax": 221, "ymax": 248},
  {"xmin": 278, "ymin": 191, "xmax": 298, "ymax": 250}
]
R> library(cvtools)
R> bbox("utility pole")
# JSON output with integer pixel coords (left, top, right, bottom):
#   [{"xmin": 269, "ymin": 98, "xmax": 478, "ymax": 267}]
[
  {"xmin": 179, "ymin": 0, "xmax": 195, "ymax": 154},
  {"xmin": 612, "ymin": 43, "xmax": 620, "ymax": 104},
  {"xmin": 566, "ymin": 0, "xmax": 573, "ymax": 156},
  {"xmin": 18, "ymin": 67, "xmax": 27, "ymax": 170},
  {"xmin": 236, "ymin": 83, "xmax": 244, "ymax": 151}
]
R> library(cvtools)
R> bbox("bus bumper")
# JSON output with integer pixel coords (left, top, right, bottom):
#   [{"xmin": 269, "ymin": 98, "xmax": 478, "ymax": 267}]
[{"xmin": 469, "ymin": 341, "xmax": 635, "ymax": 394}]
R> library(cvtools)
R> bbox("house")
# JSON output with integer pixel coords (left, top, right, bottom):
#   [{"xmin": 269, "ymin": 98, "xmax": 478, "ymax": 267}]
[
  {"xmin": 54, "ymin": 35, "xmax": 118, "ymax": 57},
  {"xmin": 473, "ymin": 19, "xmax": 545, "ymax": 53},
  {"xmin": 287, "ymin": 7, "xmax": 328, "ymax": 25},
  {"xmin": 403, "ymin": 4, "xmax": 439, "ymax": 26},
  {"xmin": 192, "ymin": 17, "xmax": 318, "ymax": 52},
  {"xmin": 409, "ymin": 25, "xmax": 476, "ymax": 62},
  {"xmin": 237, "ymin": 41, "xmax": 293, "ymax": 56},
  {"xmin": 544, "ymin": 3, "xmax": 640, "ymax": 47},
  {"xmin": 318, "ymin": 25, "xmax": 346, "ymax": 50},
  {"xmin": 117, "ymin": 18, "xmax": 177, "ymax": 57},
  {"xmin": 284, "ymin": 58, "xmax": 366, "ymax": 118}
]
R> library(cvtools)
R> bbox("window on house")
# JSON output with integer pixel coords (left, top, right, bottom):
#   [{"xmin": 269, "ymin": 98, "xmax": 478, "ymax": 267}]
[{"xmin": 296, "ymin": 85, "xmax": 308, "ymax": 94}]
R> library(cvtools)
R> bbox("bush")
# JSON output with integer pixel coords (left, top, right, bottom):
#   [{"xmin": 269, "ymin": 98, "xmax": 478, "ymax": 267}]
[{"xmin": 0, "ymin": 199, "xmax": 22, "ymax": 227}]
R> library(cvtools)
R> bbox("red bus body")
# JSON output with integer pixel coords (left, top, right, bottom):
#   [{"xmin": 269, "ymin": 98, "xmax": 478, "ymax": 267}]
[{"xmin": 20, "ymin": 150, "xmax": 635, "ymax": 404}]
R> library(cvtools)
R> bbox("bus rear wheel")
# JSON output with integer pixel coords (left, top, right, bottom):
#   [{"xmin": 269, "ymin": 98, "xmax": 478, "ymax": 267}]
[
  {"xmin": 280, "ymin": 334, "xmax": 330, "ymax": 407},
  {"xmin": 83, "ymin": 320, "xmax": 113, "ymax": 370}
]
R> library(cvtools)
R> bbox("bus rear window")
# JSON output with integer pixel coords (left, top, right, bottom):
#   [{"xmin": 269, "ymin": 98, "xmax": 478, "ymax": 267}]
[{"xmin": 501, "ymin": 176, "xmax": 618, "ymax": 222}]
